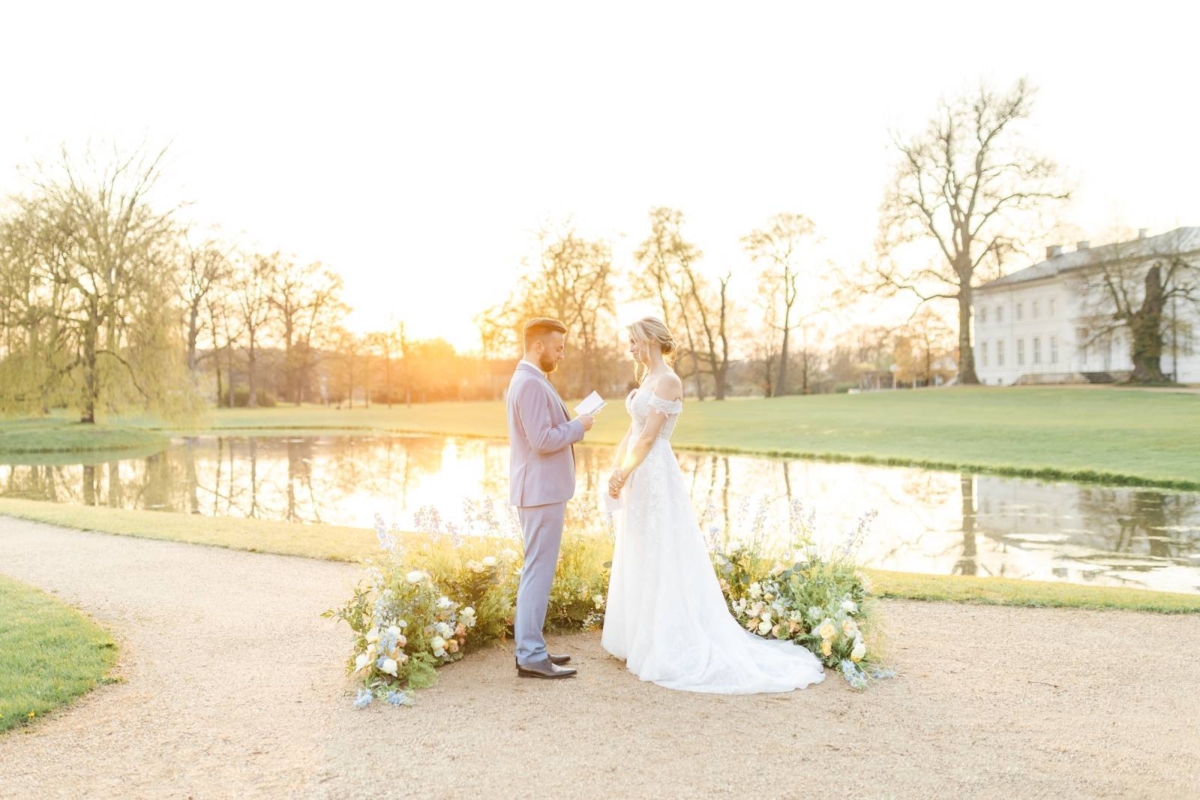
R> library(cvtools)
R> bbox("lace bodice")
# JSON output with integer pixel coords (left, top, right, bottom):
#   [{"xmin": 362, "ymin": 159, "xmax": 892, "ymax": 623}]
[{"xmin": 626, "ymin": 384, "xmax": 683, "ymax": 441}]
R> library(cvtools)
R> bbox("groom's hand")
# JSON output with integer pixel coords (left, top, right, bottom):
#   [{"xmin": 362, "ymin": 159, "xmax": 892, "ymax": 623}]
[{"xmin": 578, "ymin": 414, "xmax": 595, "ymax": 431}]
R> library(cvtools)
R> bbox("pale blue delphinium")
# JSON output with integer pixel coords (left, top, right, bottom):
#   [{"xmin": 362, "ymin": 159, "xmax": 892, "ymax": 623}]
[
  {"xmin": 353, "ymin": 688, "xmax": 373, "ymax": 709},
  {"xmin": 839, "ymin": 659, "xmax": 868, "ymax": 690},
  {"xmin": 869, "ymin": 666, "xmax": 898, "ymax": 680},
  {"xmin": 374, "ymin": 513, "xmax": 397, "ymax": 553},
  {"xmin": 386, "ymin": 690, "xmax": 409, "ymax": 707}
]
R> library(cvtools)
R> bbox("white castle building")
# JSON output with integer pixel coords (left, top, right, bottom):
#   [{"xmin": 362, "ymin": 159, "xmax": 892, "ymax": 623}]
[{"xmin": 973, "ymin": 227, "xmax": 1200, "ymax": 385}]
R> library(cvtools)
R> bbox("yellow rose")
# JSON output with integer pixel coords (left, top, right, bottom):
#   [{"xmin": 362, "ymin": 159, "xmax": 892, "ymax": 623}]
[{"xmin": 821, "ymin": 640, "xmax": 832, "ymax": 657}]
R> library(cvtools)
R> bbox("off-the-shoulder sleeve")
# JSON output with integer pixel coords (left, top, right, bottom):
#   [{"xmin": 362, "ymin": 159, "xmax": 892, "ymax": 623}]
[{"xmin": 647, "ymin": 395, "xmax": 683, "ymax": 416}]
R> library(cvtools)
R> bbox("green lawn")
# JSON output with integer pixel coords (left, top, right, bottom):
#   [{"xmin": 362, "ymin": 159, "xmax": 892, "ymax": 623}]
[
  {"xmin": 0, "ymin": 574, "xmax": 118, "ymax": 732},
  {"xmin": 10, "ymin": 388, "xmax": 1198, "ymax": 488},
  {"xmin": 150, "ymin": 387, "xmax": 1200, "ymax": 489},
  {"xmin": 0, "ymin": 418, "xmax": 167, "ymax": 461},
  {"xmin": 3, "ymin": 498, "xmax": 1198, "ymax": 614}
]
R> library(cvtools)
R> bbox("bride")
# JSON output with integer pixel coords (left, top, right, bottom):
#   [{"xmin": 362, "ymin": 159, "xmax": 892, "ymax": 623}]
[{"xmin": 601, "ymin": 317, "xmax": 825, "ymax": 694}]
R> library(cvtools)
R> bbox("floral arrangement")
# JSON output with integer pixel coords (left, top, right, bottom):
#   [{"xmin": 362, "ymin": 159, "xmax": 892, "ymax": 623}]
[
  {"xmin": 330, "ymin": 494, "xmax": 891, "ymax": 706},
  {"xmin": 327, "ymin": 500, "xmax": 611, "ymax": 708},
  {"xmin": 708, "ymin": 499, "xmax": 894, "ymax": 689}
]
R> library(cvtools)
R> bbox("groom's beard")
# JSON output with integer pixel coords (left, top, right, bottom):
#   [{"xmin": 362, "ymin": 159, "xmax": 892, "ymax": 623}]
[{"xmin": 539, "ymin": 355, "xmax": 558, "ymax": 373}]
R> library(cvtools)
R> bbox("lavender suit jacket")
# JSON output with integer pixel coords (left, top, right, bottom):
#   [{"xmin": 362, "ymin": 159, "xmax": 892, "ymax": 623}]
[{"xmin": 507, "ymin": 361, "xmax": 585, "ymax": 507}]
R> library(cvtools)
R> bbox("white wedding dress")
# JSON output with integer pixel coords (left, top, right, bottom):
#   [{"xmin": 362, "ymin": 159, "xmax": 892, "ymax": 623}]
[{"xmin": 601, "ymin": 381, "xmax": 826, "ymax": 694}]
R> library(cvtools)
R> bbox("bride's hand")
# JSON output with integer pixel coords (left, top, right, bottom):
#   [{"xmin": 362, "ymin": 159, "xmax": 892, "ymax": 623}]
[{"xmin": 608, "ymin": 469, "xmax": 624, "ymax": 497}]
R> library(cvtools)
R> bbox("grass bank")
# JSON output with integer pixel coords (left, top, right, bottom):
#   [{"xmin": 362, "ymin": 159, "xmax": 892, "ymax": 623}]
[
  {"xmin": 156, "ymin": 387, "xmax": 1200, "ymax": 490},
  {"xmin": 0, "ymin": 419, "xmax": 168, "ymax": 460},
  {"xmin": 2, "ymin": 498, "xmax": 1197, "ymax": 615},
  {"xmin": 0, "ymin": 574, "xmax": 118, "ymax": 732}
]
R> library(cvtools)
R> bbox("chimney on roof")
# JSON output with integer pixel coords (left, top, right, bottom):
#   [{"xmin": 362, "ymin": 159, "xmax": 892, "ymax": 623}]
[
  {"xmin": 1046, "ymin": 245, "xmax": 1063, "ymax": 259},
  {"xmin": 1077, "ymin": 241, "xmax": 1090, "ymax": 251},
  {"xmin": 1138, "ymin": 228, "xmax": 1149, "ymax": 239}
]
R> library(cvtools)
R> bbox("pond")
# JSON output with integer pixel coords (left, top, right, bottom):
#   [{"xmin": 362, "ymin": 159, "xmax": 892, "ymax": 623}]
[{"xmin": 3, "ymin": 434, "xmax": 1198, "ymax": 594}]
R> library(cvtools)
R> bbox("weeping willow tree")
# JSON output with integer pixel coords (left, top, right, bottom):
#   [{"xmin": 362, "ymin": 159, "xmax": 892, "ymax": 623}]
[{"xmin": 0, "ymin": 143, "xmax": 198, "ymax": 422}]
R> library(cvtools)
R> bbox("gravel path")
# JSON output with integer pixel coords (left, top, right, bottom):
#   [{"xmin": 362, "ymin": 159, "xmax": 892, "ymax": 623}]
[{"xmin": 2, "ymin": 517, "xmax": 1198, "ymax": 799}]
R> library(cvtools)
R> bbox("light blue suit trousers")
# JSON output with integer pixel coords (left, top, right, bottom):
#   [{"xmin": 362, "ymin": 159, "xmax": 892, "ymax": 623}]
[{"xmin": 515, "ymin": 502, "xmax": 566, "ymax": 665}]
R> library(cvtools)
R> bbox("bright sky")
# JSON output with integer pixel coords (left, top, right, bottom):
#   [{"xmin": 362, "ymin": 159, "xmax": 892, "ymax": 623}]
[{"xmin": 2, "ymin": 1, "xmax": 1197, "ymax": 351}]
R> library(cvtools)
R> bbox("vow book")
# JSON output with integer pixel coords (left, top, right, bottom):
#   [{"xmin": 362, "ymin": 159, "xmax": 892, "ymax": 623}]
[{"xmin": 574, "ymin": 391, "xmax": 606, "ymax": 416}]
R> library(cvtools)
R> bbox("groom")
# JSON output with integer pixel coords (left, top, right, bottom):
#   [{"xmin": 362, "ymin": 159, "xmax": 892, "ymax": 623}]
[{"xmin": 507, "ymin": 318, "xmax": 594, "ymax": 679}]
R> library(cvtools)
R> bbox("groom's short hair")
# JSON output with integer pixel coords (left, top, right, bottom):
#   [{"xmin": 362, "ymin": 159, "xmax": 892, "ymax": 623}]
[{"xmin": 523, "ymin": 317, "xmax": 567, "ymax": 349}]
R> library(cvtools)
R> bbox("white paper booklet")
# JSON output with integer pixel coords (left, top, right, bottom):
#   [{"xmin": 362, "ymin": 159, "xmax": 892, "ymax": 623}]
[{"xmin": 574, "ymin": 391, "xmax": 606, "ymax": 416}]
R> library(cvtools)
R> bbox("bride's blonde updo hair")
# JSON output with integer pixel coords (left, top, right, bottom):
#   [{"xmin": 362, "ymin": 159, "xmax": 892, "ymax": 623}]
[{"xmin": 629, "ymin": 317, "xmax": 677, "ymax": 382}]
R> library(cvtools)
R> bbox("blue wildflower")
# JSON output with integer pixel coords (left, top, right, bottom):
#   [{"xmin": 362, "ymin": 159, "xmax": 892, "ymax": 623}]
[
  {"xmin": 353, "ymin": 689, "xmax": 373, "ymax": 709},
  {"xmin": 386, "ymin": 690, "xmax": 408, "ymax": 707},
  {"xmin": 839, "ymin": 659, "xmax": 868, "ymax": 690}
]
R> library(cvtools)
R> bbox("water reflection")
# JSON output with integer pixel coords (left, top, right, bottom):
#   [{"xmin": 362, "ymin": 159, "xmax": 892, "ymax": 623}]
[{"xmin": 2, "ymin": 435, "xmax": 1198, "ymax": 593}]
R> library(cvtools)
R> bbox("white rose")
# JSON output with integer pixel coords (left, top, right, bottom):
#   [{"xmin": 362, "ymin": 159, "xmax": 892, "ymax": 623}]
[
  {"xmin": 749, "ymin": 582, "xmax": 762, "ymax": 599},
  {"xmin": 381, "ymin": 658, "xmax": 399, "ymax": 676},
  {"xmin": 757, "ymin": 621, "xmax": 772, "ymax": 635},
  {"xmin": 761, "ymin": 612, "xmax": 772, "ymax": 625},
  {"xmin": 386, "ymin": 625, "xmax": 402, "ymax": 638},
  {"xmin": 436, "ymin": 596, "xmax": 452, "ymax": 610},
  {"xmin": 436, "ymin": 622, "xmax": 453, "ymax": 639},
  {"xmin": 841, "ymin": 599, "xmax": 858, "ymax": 614},
  {"xmin": 354, "ymin": 653, "xmax": 370, "ymax": 672},
  {"xmin": 365, "ymin": 628, "xmax": 381, "ymax": 644},
  {"xmin": 461, "ymin": 606, "xmax": 476, "ymax": 618},
  {"xmin": 430, "ymin": 636, "xmax": 446, "ymax": 657},
  {"xmin": 851, "ymin": 640, "xmax": 866, "ymax": 662},
  {"xmin": 405, "ymin": 570, "xmax": 423, "ymax": 584},
  {"xmin": 482, "ymin": 556, "xmax": 498, "ymax": 567}
]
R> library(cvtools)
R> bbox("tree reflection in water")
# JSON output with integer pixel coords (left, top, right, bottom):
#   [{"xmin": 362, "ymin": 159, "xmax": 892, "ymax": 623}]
[{"xmin": 1, "ymin": 435, "xmax": 1197, "ymax": 592}]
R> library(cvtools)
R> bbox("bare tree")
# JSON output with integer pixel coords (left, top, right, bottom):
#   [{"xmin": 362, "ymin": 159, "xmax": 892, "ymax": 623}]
[
  {"xmin": 1078, "ymin": 228, "xmax": 1200, "ymax": 383},
  {"xmin": 893, "ymin": 306, "xmax": 958, "ymax": 387},
  {"xmin": 874, "ymin": 78, "xmax": 1070, "ymax": 384},
  {"xmin": 633, "ymin": 208, "xmax": 736, "ymax": 399},
  {"xmin": 231, "ymin": 251, "xmax": 276, "ymax": 407},
  {"xmin": 742, "ymin": 213, "xmax": 820, "ymax": 397},
  {"xmin": 367, "ymin": 319, "xmax": 406, "ymax": 408},
  {"xmin": 179, "ymin": 233, "xmax": 231, "ymax": 378},
  {"xmin": 269, "ymin": 257, "xmax": 345, "ymax": 403},
  {"xmin": 486, "ymin": 226, "xmax": 619, "ymax": 396}
]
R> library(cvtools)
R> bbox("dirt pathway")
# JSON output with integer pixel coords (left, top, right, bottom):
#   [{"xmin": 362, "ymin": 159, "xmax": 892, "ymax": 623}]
[{"xmin": 2, "ymin": 518, "xmax": 1197, "ymax": 799}]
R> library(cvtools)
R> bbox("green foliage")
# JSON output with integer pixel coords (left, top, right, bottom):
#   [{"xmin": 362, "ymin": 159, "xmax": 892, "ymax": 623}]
[
  {"xmin": 219, "ymin": 389, "xmax": 277, "ymax": 408},
  {"xmin": 0, "ymin": 575, "xmax": 117, "ymax": 732}
]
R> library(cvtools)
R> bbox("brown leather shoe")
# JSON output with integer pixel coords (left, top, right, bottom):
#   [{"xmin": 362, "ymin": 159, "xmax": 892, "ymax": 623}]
[{"xmin": 516, "ymin": 657, "xmax": 577, "ymax": 679}]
